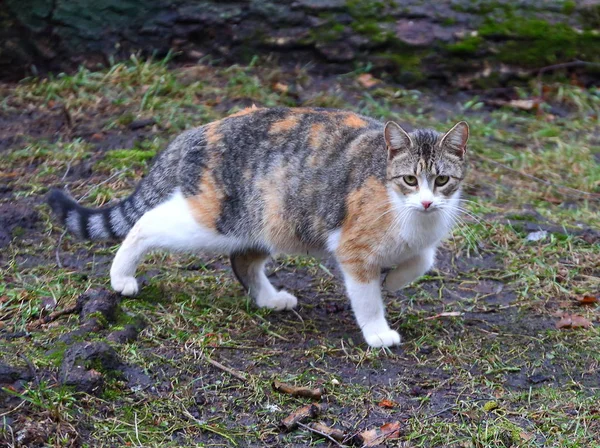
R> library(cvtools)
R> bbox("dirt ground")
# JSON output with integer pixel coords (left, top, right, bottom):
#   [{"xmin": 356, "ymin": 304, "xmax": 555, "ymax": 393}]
[{"xmin": 0, "ymin": 58, "xmax": 599, "ymax": 447}]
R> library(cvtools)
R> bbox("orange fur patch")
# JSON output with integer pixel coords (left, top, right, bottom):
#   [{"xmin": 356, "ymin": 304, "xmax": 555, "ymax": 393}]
[
  {"xmin": 337, "ymin": 177, "xmax": 392, "ymax": 282},
  {"xmin": 187, "ymin": 173, "xmax": 224, "ymax": 230},
  {"xmin": 308, "ymin": 123, "xmax": 326, "ymax": 149},
  {"xmin": 204, "ymin": 122, "xmax": 223, "ymax": 145},
  {"xmin": 342, "ymin": 114, "xmax": 368, "ymax": 128},
  {"xmin": 257, "ymin": 166, "xmax": 306, "ymax": 252},
  {"xmin": 227, "ymin": 105, "xmax": 260, "ymax": 118},
  {"xmin": 269, "ymin": 115, "xmax": 301, "ymax": 134}
]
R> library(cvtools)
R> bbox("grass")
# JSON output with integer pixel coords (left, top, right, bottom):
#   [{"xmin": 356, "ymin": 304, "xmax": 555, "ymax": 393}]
[{"xmin": 0, "ymin": 56, "xmax": 599, "ymax": 447}]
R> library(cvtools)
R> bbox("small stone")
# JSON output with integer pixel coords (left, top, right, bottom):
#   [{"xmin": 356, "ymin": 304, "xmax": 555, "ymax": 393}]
[
  {"xmin": 0, "ymin": 362, "xmax": 31, "ymax": 384},
  {"xmin": 107, "ymin": 321, "xmax": 145, "ymax": 344},
  {"xmin": 60, "ymin": 342, "xmax": 121, "ymax": 394},
  {"xmin": 129, "ymin": 118, "xmax": 156, "ymax": 130},
  {"xmin": 78, "ymin": 289, "xmax": 120, "ymax": 323},
  {"xmin": 526, "ymin": 230, "xmax": 547, "ymax": 242}
]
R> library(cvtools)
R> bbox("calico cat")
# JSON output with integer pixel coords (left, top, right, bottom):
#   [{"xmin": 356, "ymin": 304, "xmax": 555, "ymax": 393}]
[{"xmin": 48, "ymin": 107, "xmax": 468, "ymax": 348}]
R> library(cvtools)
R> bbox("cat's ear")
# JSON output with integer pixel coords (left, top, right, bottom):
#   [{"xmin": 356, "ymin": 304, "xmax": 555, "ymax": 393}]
[
  {"xmin": 384, "ymin": 122, "xmax": 412, "ymax": 159},
  {"xmin": 440, "ymin": 121, "xmax": 469, "ymax": 158}
]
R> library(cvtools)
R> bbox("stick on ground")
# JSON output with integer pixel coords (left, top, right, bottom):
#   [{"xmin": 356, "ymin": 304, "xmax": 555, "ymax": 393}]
[
  {"xmin": 280, "ymin": 403, "xmax": 326, "ymax": 431},
  {"xmin": 272, "ymin": 380, "xmax": 323, "ymax": 400}
]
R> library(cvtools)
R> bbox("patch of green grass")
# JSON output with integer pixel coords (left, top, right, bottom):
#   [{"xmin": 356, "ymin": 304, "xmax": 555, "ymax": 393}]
[{"xmin": 1, "ymin": 57, "xmax": 599, "ymax": 447}]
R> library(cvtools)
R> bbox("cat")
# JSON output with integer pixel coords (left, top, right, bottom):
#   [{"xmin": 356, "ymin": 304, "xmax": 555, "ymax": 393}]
[{"xmin": 48, "ymin": 107, "xmax": 469, "ymax": 348}]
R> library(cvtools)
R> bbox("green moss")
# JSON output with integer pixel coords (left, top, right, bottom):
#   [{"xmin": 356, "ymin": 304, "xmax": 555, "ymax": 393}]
[
  {"xmin": 44, "ymin": 342, "xmax": 69, "ymax": 368},
  {"xmin": 375, "ymin": 51, "xmax": 427, "ymax": 84},
  {"xmin": 351, "ymin": 20, "xmax": 393, "ymax": 43},
  {"xmin": 562, "ymin": 0, "xmax": 576, "ymax": 15},
  {"xmin": 102, "ymin": 148, "xmax": 157, "ymax": 169},
  {"xmin": 345, "ymin": 0, "xmax": 387, "ymax": 18},
  {"xmin": 84, "ymin": 311, "xmax": 109, "ymax": 328},
  {"xmin": 479, "ymin": 17, "xmax": 600, "ymax": 67},
  {"xmin": 447, "ymin": 36, "xmax": 484, "ymax": 55}
]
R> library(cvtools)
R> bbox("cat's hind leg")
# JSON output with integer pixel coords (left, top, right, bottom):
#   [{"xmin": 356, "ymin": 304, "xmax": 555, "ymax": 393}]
[
  {"xmin": 230, "ymin": 250, "xmax": 297, "ymax": 311},
  {"xmin": 110, "ymin": 191, "xmax": 226, "ymax": 296}
]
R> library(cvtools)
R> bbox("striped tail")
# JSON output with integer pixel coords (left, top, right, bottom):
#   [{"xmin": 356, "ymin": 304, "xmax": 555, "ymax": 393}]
[{"xmin": 47, "ymin": 186, "xmax": 161, "ymax": 241}]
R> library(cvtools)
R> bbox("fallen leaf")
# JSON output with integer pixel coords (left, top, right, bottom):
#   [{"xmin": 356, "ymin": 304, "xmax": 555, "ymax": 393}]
[
  {"xmin": 357, "ymin": 73, "xmax": 380, "ymax": 89},
  {"xmin": 423, "ymin": 311, "xmax": 463, "ymax": 320},
  {"xmin": 576, "ymin": 295, "xmax": 598, "ymax": 305},
  {"xmin": 555, "ymin": 314, "xmax": 592, "ymax": 329},
  {"xmin": 272, "ymin": 380, "xmax": 323, "ymax": 400},
  {"xmin": 520, "ymin": 431, "xmax": 534, "ymax": 441},
  {"xmin": 378, "ymin": 399, "xmax": 396, "ymax": 409},
  {"xmin": 355, "ymin": 421, "xmax": 401, "ymax": 447}
]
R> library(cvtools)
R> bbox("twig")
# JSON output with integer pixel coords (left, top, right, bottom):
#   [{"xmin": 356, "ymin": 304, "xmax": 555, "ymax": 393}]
[
  {"xmin": 272, "ymin": 380, "xmax": 323, "ymax": 400},
  {"xmin": 421, "ymin": 404, "xmax": 458, "ymax": 420},
  {"xmin": 536, "ymin": 60, "xmax": 600, "ymax": 97},
  {"xmin": 298, "ymin": 422, "xmax": 346, "ymax": 447},
  {"xmin": 18, "ymin": 354, "xmax": 40, "ymax": 388},
  {"xmin": 26, "ymin": 304, "xmax": 79, "ymax": 330},
  {"xmin": 61, "ymin": 156, "xmax": 76, "ymax": 181},
  {"xmin": 77, "ymin": 169, "xmax": 125, "ymax": 202},
  {"xmin": 55, "ymin": 230, "xmax": 67, "ymax": 268},
  {"xmin": 181, "ymin": 406, "xmax": 239, "ymax": 446},
  {"xmin": 473, "ymin": 153, "xmax": 600, "ymax": 199},
  {"xmin": 0, "ymin": 399, "xmax": 26, "ymax": 417},
  {"xmin": 134, "ymin": 412, "xmax": 142, "ymax": 447},
  {"xmin": 280, "ymin": 403, "xmax": 327, "ymax": 431},
  {"xmin": 203, "ymin": 356, "xmax": 247, "ymax": 382}
]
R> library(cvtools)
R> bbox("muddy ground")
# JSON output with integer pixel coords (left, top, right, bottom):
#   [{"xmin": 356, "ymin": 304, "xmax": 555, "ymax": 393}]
[{"xmin": 0, "ymin": 59, "xmax": 599, "ymax": 447}]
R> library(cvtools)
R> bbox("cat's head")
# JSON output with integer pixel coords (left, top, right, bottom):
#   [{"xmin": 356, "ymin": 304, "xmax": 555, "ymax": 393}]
[{"xmin": 383, "ymin": 121, "xmax": 469, "ymax": 213}]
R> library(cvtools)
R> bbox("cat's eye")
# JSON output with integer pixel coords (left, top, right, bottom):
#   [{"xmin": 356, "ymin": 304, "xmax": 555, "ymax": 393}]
[
  {"xmin": 403, "ymin": 175, "xmax": 418, "ymax": 186},
  {"xmin": 435, "ymin": 176, "xmax": 449, "ymax": 186}
]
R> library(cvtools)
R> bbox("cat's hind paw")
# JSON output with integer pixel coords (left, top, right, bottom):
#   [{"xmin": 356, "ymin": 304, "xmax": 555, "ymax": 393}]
[
  {"xmin": 111, "ymin": 276, "xmax": 139, "ymax": 296},
  {"xmin": 256, "ymin": 290, "xmax": 298, "ymax": 311},
  {"xmin": 364, "ymin": 329, "xmax": 401, "ymax": 348}
]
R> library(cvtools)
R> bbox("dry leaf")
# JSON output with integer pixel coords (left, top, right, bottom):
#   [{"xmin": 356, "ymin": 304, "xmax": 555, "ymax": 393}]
[
  {"xmin": 357, "ymin": 73, "xmax": 380, "ymax": 89},
  {"xmin": 576, "ymin": 295, "xmax": 598, "ymax": 305},
  {"xmin": 272, "ymin": 380, "xmax": 323, "ymax": 400},
  {"xmin": 555, "ymin": 314, "xmax": 593, "ymax": 329},
  {"xmin": 355, "ymin": 421, "xmax": 401, "ymax": 447},
  {"xmin": 378, "ymin": 399, "xmax": 396, "ymax": 409},
  {"xmin": 520, "ymin": 431, "xmax": 534, "ymax": 441}
]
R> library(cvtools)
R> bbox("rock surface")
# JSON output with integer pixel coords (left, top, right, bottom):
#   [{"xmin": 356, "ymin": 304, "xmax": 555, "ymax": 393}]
[{"xmin": 3, "ymin": 0, "xmax": 600, "ymax": 86}]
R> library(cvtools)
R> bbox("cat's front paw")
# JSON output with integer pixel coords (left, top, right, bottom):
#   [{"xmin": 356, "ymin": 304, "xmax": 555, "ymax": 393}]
[
  {"xmin": 111, "ymin": 276, "xmax": 139, "ymax": 296},
  {"xmin": 364, "ymin": 329, "xmax": 401, "ymax": 348},
  {"xmin": 256, "ymin": 290, "xmax": 298, "ymax": 311}
]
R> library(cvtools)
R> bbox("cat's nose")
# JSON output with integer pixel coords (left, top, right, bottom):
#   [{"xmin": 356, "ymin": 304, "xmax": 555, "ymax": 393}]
[{"xmin": 421, "ymin": 201, "xmax": 433, "ymax": 210}]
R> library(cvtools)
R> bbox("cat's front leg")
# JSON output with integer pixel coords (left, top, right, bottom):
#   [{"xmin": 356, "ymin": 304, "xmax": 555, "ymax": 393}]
[
  {"xmin": 383, "ymin": 247, "xmax": 436, "ymax": 292},
  {"xmin": 339, "ymin": 264, "xmax": 401, "ymax": 348}
]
